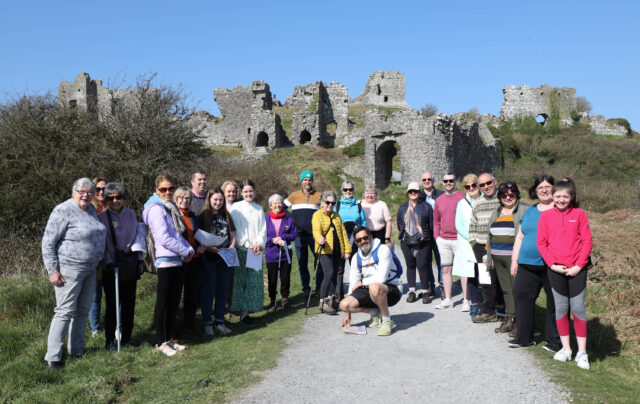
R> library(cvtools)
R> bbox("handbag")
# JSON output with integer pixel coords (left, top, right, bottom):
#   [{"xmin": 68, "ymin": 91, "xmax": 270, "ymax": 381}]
[
  {"xmin": 107, "ymin": 210, "xmax": 139, "ymax": 282},
  {"xmin": 403, "ymin": 233, "xmax": 421, "ymax": 247}
]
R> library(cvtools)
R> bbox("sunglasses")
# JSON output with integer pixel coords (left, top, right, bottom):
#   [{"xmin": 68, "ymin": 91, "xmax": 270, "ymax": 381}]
[
  {"xmin": 325, "ymin": 201, "xmax": 336, "ymax": 206},
  {"xmin": 158, "ymin": 186, "xmax": 176, "ymax": 193},
  {"xmin": 355, "ymin": 235, "xmax": 370, "ymax": 243},
  {"xmin": 479, "ymin": 180, "xmax": 494, "ymax": 188},
  {"xmin": 95, "ymin": 187, "xmax": 105, "ymax": 193},
  {"xmin": 408, "ymin": 190, "xmax": 419, "ymax": 194},
  {"xmin": 342, "ymin": 188, "xmax": 354, "ymax": 192},
  {"xmin": 107, "ymin": 195, "xmax": 124, "ymax": 201},
  {"xmin": 501, "ymin": 193, "xmax": 516, "ymax": 199},
  {"xmin": 443, "ymin": 179, "xmax": 454, "ymax": 184},
  {"xmin": 464, "ymin": 183, "xmax": 478, "ymax": 190},
  {"xmin": 177, "ymin": 196, "xmax": 192, "ymax": 201},
  {"xmin": 421, "ymin": 178, "xmax": 432, "ymax": 182}
]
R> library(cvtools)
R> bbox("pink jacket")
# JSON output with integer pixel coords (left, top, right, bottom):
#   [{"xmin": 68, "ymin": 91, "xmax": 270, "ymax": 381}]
[{"xmin": 537, "ymin": 207, "xmax": 592, "ymax": 268}]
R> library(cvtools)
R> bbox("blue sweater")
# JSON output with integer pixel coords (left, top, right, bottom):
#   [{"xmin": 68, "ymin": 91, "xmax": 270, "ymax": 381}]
[{"xmin": 518, "ymin": 204, "xmax": 545, "ymax": 266}]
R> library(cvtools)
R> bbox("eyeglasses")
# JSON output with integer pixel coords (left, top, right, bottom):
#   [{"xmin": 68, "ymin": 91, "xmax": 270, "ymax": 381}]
[
  {"xmin": 342, "ymin": 188, "xmax": 354, "ymax": 192},
  {"xmin": 501, "ymin": 193, "xmax": 516, "ymax": 200},
  {"xmin": 157, "ymin": 186, "xmax": 176, "ymax": 193},
  {"xmin": 407, "ymin": 190, "xmax": 419, "ymax": 194},
  {"xmin": 479, "ymin": 180, "xmax": 494, "ymax": 188},
  {"xmin": 443, "ymin": 179, "xmax": 455, "ymax": 184},
  {"xmin": 107, "ymin": 195, "xmax": 124, "ymax": 201},
  {"xmin": 177, "ymin": 196, "xmax": 192, "ymax": 201},
  {"xmin": 355, "ymin": 235, "xmax": 370, "ymax": 243},
  {"xmin": 75, "ymin": 190, "xmax": 94, "ymax": 196},
  {"xmin": 95, "ymin": 187, "xmax": 105, "ymax": 193},
  {"xmin": 324, "ymin": 201, "xmax": 336, "ymax": 206},
  {"xmin": 536, "ymin": 185, "xmax": 552, "ymax": 192},
  {"xmin": 464, "ymin": 183, "xmax": 478, "ymax": 190},
  {"xmin": 421, "ymin": 178, "xmax": 432, "ymax": 182}
]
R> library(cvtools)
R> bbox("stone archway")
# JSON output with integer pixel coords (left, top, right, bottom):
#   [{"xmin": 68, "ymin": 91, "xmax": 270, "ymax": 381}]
[
  {"xmin": 256, "ymin": 131, "xmax": 269, "ymax": 147},
  {"xmin": 375, "ymin": 140, "xmax": 399, "ymax": 189},
  {"xmin": 299, "ymin": 130, "xmax": 311, "ymax": 144}
]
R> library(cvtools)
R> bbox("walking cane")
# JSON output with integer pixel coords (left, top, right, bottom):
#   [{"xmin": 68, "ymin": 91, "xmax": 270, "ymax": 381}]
[
  {"xmin": 114, "ymin": 266, "xmax": 121, "ymax": 353},
  {"xmin": 274, "ymin": 247, "xmax": 281, "ymax": 310},
  {"xmin": 304, "ymin": 243, "xmax": 323, "ymax": 314}
]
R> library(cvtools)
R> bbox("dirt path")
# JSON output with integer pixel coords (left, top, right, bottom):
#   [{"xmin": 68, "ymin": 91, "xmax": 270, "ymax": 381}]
[{"xmin": 235, "ymin": 249, "xmax": 569, "ymax": 403}]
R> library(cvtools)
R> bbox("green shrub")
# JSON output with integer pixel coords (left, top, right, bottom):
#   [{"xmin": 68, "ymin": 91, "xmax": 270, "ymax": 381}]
[{"xmin": 342, "ymin": 139, "xmax": 365, "ymax": 158}]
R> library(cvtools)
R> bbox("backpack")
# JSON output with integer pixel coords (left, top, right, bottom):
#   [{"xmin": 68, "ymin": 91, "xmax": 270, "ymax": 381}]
[
  {"xmin": 143, "ymin": 225, "xmax": 157, "ymax": 274},
  {"xmin": 355, "ymin": 242, "xmax": 403, "ymax": 282}
]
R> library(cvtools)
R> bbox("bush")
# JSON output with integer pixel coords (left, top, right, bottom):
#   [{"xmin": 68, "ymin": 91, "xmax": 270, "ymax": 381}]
[
  {"xmin": 418, "ymin": 103, "xmax": 438, "ymax": 118},
  {"xmin": 575, "ymin": 96, "xmax": 593, "ymax": 114},
  {"xmin": 0, "ymin": 75, "xmax": 207, "ymax": 240}
]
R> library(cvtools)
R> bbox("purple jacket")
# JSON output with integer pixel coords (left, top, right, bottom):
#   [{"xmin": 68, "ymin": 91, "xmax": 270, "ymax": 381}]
[
  {"xmin": 98, "ymin": 207, "xmax": 143, "ymax": 266},
  {"xmin": 142, "ymin": 194, "xmax": 193, "ymax": 266},
  {"xmin": 265, "ymin": 213, "xmax": 297, "ymax": 263}
]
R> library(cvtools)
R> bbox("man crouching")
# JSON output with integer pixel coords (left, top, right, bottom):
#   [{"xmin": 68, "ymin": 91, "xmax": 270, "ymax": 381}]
[{"xmin": 340, "ymin": 226, "xmax": 402, "ymax": 336}]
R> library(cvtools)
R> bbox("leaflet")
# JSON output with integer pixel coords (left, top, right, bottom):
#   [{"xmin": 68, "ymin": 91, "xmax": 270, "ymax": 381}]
[
  {"xmin": 194, "ymin": 229, "xmax": 227, "ymax": 247},
  {"xmin": 131, "ymin": 223, "xmax": 148, "ymax": 253},
  {"xmin": 246, "ymin": 250, "xmax": 263, "ymax": 270},
  {"xmin": 218, "ymin": 247, "xmax": 240, "ymax": 267}
]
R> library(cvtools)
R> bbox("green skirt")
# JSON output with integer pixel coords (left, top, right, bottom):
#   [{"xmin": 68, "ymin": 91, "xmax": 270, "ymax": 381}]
[{"xmin": 231, "ymin": 248, "xmax": 264, "ymax": 312}]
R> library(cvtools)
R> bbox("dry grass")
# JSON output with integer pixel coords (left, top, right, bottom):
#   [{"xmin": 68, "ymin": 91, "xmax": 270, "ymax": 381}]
[{"xmin": 586, "ymin": 209, "xmax": 640, "ymax": 354}]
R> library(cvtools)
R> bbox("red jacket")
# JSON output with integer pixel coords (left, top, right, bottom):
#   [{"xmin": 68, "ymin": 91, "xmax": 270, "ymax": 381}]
[{"xmin": 537, "ymin": 207, "xmax": 592, "ymax": 268}]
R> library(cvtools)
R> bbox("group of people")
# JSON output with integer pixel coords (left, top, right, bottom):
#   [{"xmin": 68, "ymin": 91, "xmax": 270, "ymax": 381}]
[{"xmin": 41, "ymin": 167, "xmax": 593, "ymax": 371}]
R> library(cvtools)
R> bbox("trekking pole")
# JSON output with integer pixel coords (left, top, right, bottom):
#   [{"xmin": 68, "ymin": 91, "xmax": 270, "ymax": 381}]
[
  {"xmin": 305, "ymin": 243, "xmax": 323, "ymax": 314},
  {"xmin": 114, "ymin": 266, "xmax": 121, "ymax": 353}
]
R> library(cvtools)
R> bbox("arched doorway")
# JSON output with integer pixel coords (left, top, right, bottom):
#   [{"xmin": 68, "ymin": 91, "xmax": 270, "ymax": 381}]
[
  {"xmin": 256, "ymin": 131, "xmax": 269, "ymax": 147},
  {"xmin": 299, "ymin": 130, "xmax": 311, "ymax": 145},
  {"xmin": 375, "ymin": 140, "xmax": 399, "ymax": 189}
]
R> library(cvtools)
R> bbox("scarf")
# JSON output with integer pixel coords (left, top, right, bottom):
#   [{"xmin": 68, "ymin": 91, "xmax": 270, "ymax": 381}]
[
  {"xmin": 268, "ymin": 210, "xmax": 286, "ymax": 219},
  {"xmin": 404, "ymin": 200, "xmax": 423, "ymax": 237}
]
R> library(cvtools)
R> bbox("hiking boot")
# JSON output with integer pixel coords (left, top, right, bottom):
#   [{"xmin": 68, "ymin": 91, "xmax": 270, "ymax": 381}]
[
  {"xmin": 406, "ymin": 291, "xmax": 417, "ymax": 303},
  {"xmin": 553, "ymin": 347, "xmax": 572, "ymax": 362},
  {"xmin": 421, "ymin": 290, "xmax": 432, "ymax": 304},
  {"xmin": 46, "ymin": 360, "xmax": 64, "ymax": 370},
  {"xmin": 508, "ymin": 319, "xmax": 518, "ymax": 338},
  {"xmin": 435, "ymin": 299, "xmax": 453, "ymax": 309},
  {"xmin": 495, "ymin": 315, "xmax": 514, "ymax": 333},
  {"xmin": 575, "ymin": 352, "xmax": 590, "ymax": 370},
  {"xmin": 368, "ymin": 311, "xmax": 382, "ymax": 328},
  {"xmin": 204, "ymin": 325, "xmax": 214, "ymax": 336},
  {"xmin": 322, "ymin": 298, "xmax": 337, "ymax": 315},
  {"xmin": 377, "ymin": 319, "xmax": 395, "ymax": 336},
  {"xmin": 267, "ymin": 303, "xmax": 277, "ymax": 313},
  {"xmin": 281, "ymin": 298, "xmax": 289, "ymax": 308},
  {"xmin": 215, "ymin": 323, "xmax": 232, "ymax": 335},
  {"xmin": 472, "ymin": 313, "xmax": 499, "ymax": 323}
]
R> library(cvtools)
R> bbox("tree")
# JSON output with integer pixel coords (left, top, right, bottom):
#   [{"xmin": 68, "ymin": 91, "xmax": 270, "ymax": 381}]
[
  {"xmin": 575, "ymin": 96, "xmax": 592, "ymax": 114},
  {"xmin": 419, "ymin": 103, "xmax": 438, "ymax": 117}
]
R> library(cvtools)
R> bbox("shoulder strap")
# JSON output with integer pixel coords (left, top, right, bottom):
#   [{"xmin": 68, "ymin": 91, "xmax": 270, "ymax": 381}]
[
  {"xmin": 336, "ymin": 201, "xmax": 340, "ymax": 213},
  {"xmin": 357, "ymin": 201, "xmax": 362, "ymax": 214},
  {"xmin": 464, "ymin": 198, "xmax": 472, "ymax": 207}
]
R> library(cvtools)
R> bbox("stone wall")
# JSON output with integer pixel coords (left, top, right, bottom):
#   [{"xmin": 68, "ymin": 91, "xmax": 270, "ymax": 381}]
[
  {"xmin": 363, "ymin": 110, "xmax": 498, "ymax": 189},
  {"xmin": 351, "ymin": 71, "xmax": 409, "ymax": 108},
  {"xmin": 500, "ymin": 84, "xmax": 577, "ymax": 123},
  {"xmin": 588, "ymin": 115, "xmax": 628, "ymax": 137}
]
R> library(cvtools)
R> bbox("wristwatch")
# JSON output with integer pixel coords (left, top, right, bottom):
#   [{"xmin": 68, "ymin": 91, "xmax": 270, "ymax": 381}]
[{"xmin": 385, "ymin": 238, "xmax": 391, "ymax": 242}]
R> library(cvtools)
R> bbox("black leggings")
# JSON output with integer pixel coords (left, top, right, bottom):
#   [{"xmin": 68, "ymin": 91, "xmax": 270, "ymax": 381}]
[
  {"xmin": 319, "ymin": 255, "xmax": 340, "ymax": 299},
  {"xmin": 154, "ymin": 266, "xmax": 185, "ymax": 345},
  {"xmin": 267, "ymin": 260, "xmax": 291, "ymax": 301},
  {"xmin": 513, "ymin": 264, "xmax": 560, "ymax": 345},
  {"xmin": 102, "ymin": 273, "xmax": 137, "ymax": 345},
  {"xmin": 401, "ymin": 241, "xmax": 432, "ymax": 290}
]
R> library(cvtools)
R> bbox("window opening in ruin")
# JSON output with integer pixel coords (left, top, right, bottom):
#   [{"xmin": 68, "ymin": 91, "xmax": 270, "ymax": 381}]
[
  {"xmin": 69, "ymin": 100, "xmax": 77, "ymax": 109},
  {"xmin": 377, "ymin": 85, "xmax": 382, "ymax": 96},
  {"xmin": 375, "ymin": 140, "xmax": 400, "ymax": 190},
  {"xmin": 299, "ymin": 130, "xmax": 312, "ymax": 145},
  {"xmin": 256, "ymin": 131, "xmax": 269, "ymax": 147},
  {"xmin": 384, "ymin": 96, "xmax": 388, "ymax": 103},
  {"xmin": 247, "ymin": 128, "xmax": 251, "ymax": 134},
  {"xmin": 535, "ymin": 114, "xmax": 548, "ymax": 125}
]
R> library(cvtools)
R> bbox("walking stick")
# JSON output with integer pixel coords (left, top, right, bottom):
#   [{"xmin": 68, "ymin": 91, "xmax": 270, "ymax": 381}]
[
  {"xmin": 305, "ymin": 243, "xmax": 323, "ymax": 314},
  {"xmin": 114, "ymin": 266, "xmax": 121, "ymax": 353}
]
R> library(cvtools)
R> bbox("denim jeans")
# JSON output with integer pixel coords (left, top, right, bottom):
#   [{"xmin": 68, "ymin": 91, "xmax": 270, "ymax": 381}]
[
  {"xmin": 294, "ymin": 235, "xmax": 318, "ymax": 293},
  {"xmin": 88, "ymin": 279, "xmax": 102, "ymax": 332},
  {"xmin": 201, "ymin": 255, "xmax": 232, "ymax": 325}
]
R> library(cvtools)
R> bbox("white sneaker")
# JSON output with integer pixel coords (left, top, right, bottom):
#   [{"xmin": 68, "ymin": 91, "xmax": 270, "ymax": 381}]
[
  {"xmin": 461, "ymin": 301, "xmax": 470, "ymax": 312},
  {"xmin": 215, "ymin": 323, "xmax": 232, "ymax": 335},
  {"xmin": 204, "ymin": 325, "xmax": 214, "ymax": 336},
  {"xmin": 167, "ymin": 340, "xmax": 186, "ymax": 351},
  {"xmin": 155, "ymin": 342, "xmax": 176, "ymax": 357},
  {"xmin": 435, "ymin": 299, "xmax": 453, "ymax": 309},
  {"xmin": 575, "ymin": 352, "xmax": 590, "ymax": 370},
  {"xmin": 553, "ymin": 347, "xmax": 572, "ymax": 362},
  {"xmin": 91, "ymin": 330, "xmax": 100, "ymax": 338}
]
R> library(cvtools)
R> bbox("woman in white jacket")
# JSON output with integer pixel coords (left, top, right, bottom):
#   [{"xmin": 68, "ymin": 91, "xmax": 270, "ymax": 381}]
[
  {"xmin": 230, "ymin": 179, "xmax": 267, "ymax": 326},
  {"xmin": 453, "ymin": 174, "xmax": 481, "ymax": 316}
]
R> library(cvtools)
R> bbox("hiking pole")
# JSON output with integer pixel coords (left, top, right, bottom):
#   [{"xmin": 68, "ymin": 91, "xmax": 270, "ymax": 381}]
[
  {"xmin": 114, "ymin": 266, "xmax": 121, "ymax": 353},
  {"xmin": 305, "ymin": 243, "xmax": 323, "ymax": 314}
]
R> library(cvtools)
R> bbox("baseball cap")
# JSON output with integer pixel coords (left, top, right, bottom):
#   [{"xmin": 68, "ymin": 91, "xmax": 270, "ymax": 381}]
[{"xmin": 407, "ymin": 182, "xmax": 420, "ymax": 192}]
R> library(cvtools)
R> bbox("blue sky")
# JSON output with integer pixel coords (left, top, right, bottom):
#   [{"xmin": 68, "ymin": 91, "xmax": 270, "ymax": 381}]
[{"xmin": 1, "ymin": 1, "xmax": 638, "ymax": 129}]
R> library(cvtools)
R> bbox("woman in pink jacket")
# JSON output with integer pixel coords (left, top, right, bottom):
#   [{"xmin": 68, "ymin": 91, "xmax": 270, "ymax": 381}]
[{"xmin": 537, "ymin": 178, "xmax": 593, "ymax": 370}]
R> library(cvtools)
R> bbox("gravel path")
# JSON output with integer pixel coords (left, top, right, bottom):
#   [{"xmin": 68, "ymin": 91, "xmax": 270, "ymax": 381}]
[{"xmin": 235, "ymin": 249, "xmax": 569, "ymax": 404}]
